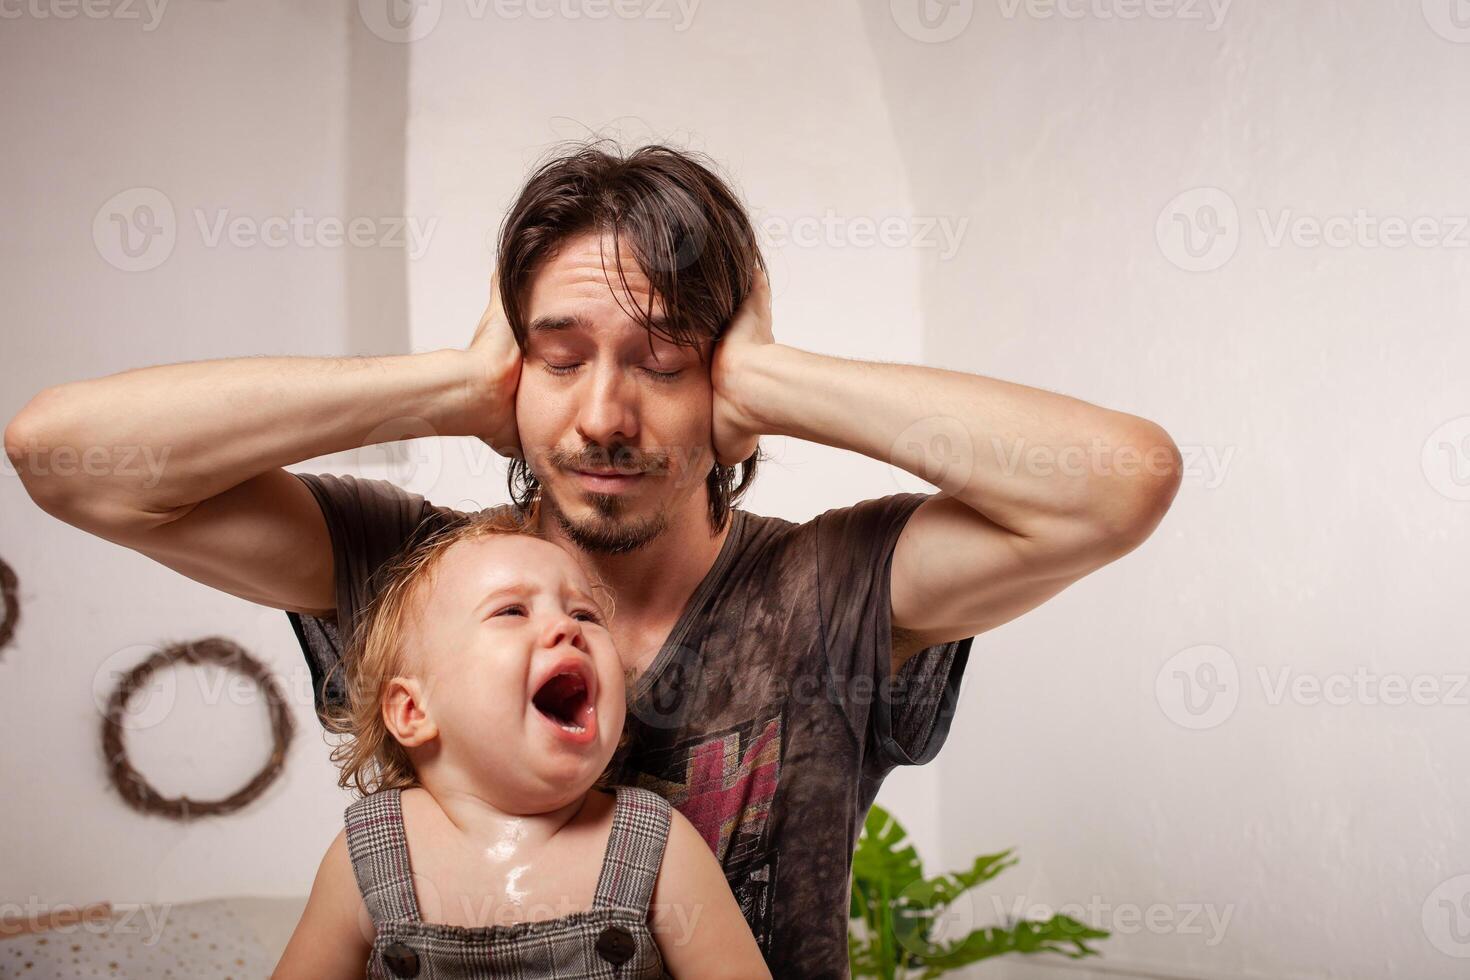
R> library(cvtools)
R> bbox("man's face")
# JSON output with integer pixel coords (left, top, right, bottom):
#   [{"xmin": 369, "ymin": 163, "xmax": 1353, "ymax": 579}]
[{"xmin": 516, "ymin": 231, "xmax": 716, "ymax": 554}]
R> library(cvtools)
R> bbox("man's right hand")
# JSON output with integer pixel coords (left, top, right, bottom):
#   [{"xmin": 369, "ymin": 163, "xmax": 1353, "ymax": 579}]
[
  {"xmin": 4, "ymin": 291, "xmax": 515, "ymax": 617},
  {"xmin": 465, "ymin": 267, "xmax": 524, "ymax": 460}
]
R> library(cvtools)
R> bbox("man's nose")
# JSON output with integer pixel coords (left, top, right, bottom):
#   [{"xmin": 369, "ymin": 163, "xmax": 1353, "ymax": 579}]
[{"xmin": 575, "ymin": 364, "xmax": 638, "ymax": 447}]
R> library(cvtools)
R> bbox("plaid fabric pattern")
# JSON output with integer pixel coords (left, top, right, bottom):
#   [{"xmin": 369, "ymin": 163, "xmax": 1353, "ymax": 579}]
[{"xmin": 345, "ymin": 785, "xmax": 673, "ymax": 979}]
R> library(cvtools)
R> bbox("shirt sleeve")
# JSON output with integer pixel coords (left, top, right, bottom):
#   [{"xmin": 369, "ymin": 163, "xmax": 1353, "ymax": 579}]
[
  {"xmin": 813, "ymin": 492, "xmax": 974, "ymax": 772},
  {"xmin": 284, "ymin": 471, "xmax": 454, "ymax": 722}
]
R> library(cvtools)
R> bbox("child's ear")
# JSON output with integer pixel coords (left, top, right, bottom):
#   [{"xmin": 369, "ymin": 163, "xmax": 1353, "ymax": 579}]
[{"xmin": 382, "ymin": 676, "xmax": 438, "ymax": 747}]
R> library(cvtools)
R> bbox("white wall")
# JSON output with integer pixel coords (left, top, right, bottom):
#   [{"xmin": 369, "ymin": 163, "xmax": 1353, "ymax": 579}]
[
  {"xmin": 5, "ymin": 3, "xmax": 1467, "ymax": 978},
  {"xmin": 0, "ymin": 0, "xmax": 378, "ymax": 907},
  {"xmin": 856, "ymin": 2, "xmax": 1470, "ymax": 978}
]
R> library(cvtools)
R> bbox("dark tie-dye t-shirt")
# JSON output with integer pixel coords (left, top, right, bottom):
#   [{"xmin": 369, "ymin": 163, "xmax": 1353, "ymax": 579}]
[{"xmin": 286, "ymin": 472, "xmax": 973, "ymax": 979}]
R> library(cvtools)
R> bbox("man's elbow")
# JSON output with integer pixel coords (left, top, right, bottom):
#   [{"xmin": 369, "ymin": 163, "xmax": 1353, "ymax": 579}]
[
  {"xmin": 5, "ymin": 387, "xmax": 134, "ymax": 528},
  {"xmin": 1095, "ymin": 422, "xmax": 1184, "ymax": 554},
  {"xmin": 5, "ymin": 390, "xmax": 59, "ymax": 504}
]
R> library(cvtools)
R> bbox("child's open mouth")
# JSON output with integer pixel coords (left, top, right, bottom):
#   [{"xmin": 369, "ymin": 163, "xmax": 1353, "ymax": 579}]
[{"xmin": 530, "ymin": 657, "xmax": 598, "ymax": 745}]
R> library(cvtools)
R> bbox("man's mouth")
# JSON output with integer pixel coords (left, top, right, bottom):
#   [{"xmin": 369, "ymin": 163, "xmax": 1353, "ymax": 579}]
[
  {"xmin": 530, "ymin": 658, "xmax": 598, "ymax": 744},
  {"xmin": 571, "ymin": 469, "xmax": 645, "ymax": 493}
]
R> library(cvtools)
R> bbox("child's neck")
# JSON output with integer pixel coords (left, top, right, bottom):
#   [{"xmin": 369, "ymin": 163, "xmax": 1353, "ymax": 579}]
[{"xmin": 415, "ymin": 764, "xmax": 591, "ymax": 850}]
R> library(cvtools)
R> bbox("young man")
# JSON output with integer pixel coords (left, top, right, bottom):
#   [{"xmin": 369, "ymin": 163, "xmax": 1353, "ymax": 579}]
[{"xmin": 6, "ymin": 141, "xmax": 1181, "ymax": 977}]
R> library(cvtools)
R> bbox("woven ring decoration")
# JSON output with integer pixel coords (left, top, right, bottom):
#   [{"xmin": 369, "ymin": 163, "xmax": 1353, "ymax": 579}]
[
  {"xmin": 0, "ymin": 557, "xmax": 18, "ymax": 654},
  {"xmin": 101, "ymin": 636, "xmax": 294, "ymax": 821}
]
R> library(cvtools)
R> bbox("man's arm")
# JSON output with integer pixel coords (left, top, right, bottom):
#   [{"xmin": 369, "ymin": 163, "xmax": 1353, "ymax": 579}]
[
  {"xmin": 3, "ymin": 281, "xmax": 520, "ymax": 616},
  {"xmin": 716, "ymin": 272, "xmax": 1183, "ymax": 677}
]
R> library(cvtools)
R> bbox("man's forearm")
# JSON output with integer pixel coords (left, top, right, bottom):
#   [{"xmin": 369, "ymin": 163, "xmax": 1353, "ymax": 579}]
[
  {"xmin": 734, "ymin": 343, "xmax": 1177, "ymax": 537},
  {"xmin": 4, "ymin": 348, "xmax": 480, "ymax": 523}
]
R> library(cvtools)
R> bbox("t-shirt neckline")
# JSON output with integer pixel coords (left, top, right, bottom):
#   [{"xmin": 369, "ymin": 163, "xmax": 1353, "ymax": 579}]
[{"xmin": 626, "ymin": 506, "xmax": 748, "ymax": 704}]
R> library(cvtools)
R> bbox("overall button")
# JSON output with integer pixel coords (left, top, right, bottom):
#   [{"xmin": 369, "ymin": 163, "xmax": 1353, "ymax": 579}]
[
  {"xmin": 596, "ymin": 924, "xmax": 637, "ymax": 965},
  {"xmin": 381, "ymin": 940, "xmax": 420, "ymax": 977}
]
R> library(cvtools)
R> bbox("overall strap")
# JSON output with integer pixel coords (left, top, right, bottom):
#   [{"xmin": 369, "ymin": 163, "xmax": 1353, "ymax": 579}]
[
  {"xmin": 592, "ymin": 786, "xmax": 673, "ymax": 914},
  {"xmin": 343, "ymin": 787, "xmax": 422, "ymax": 925}
]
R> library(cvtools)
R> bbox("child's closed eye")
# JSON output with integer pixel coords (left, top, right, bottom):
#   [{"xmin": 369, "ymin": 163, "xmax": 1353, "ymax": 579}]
[{"xmin": 492, "ymin": 603, "xmax": 604, "ymax": 626}]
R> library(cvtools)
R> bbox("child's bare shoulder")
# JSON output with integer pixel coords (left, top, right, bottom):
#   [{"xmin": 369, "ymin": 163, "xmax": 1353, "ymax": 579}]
[{"xmin": 398, "ymin": 785, "xmax": 436, "ymax": 818}]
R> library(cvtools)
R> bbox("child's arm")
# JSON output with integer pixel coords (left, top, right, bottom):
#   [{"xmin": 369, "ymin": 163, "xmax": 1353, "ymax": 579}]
[
  {"xmin": 272, "ymin": 828, "xmax": 373, "ymax": 980},
  {"xmin": 649, "ymin": 809, "xmax": 773, "ymax": 979}
]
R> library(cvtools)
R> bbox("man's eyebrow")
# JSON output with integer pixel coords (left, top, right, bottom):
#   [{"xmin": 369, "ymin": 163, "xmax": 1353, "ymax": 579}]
[{"xmin": 527, "ymin": 313, "xmax": 585, "ymax": 335}]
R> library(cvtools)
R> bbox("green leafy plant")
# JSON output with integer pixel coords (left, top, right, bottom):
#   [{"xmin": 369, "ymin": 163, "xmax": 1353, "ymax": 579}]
[{"xmin": 848, "ymin": 804, "xmax": 1109, "ymax": 978}]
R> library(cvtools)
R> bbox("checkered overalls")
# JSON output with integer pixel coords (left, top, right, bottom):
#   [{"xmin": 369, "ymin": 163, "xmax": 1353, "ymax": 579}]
[{"xmin": 345, "ymin": 785, "xmax": 674, "ymax": 979}]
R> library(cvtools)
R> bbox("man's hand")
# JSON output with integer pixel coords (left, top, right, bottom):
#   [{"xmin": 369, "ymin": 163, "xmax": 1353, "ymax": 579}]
[
  {"xmin": 710, "ymin": 267, "xmax": 774, "ymax": 467},
  {"xmin": 466, "ymin": 267, "xmax": 524, "ymax": 459}
]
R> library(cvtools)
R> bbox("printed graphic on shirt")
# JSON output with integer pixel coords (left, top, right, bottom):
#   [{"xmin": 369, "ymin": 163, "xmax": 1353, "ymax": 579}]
[{"xmin": 624, "ymin": 702, "xmax": 786, "ymax": 954}]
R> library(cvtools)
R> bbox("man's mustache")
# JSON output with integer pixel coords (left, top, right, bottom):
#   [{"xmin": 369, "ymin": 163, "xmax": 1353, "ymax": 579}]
[{"xmin": 552, "ymin": 447, "xmax": 673, "ymax": 476}]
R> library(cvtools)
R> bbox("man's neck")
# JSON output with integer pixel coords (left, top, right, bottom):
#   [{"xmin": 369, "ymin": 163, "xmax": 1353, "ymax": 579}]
[{"xmin": 540, "ymin": 489, "xmax": 733, "ymax": 635}]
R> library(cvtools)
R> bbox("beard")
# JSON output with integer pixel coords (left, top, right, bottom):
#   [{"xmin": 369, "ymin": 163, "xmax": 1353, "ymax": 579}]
[
  {"xmin": 532, "ymin": 441, "xmax": 680, "ymax": 555},
  {"xmin": 539, "ymin": 479, "xmax": 670, "ymax": 555}
]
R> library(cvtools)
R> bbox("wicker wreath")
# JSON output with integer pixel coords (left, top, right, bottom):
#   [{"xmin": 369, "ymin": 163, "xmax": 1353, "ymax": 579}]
[
  {"xmin": 0, "ymin": 557, "xmax": 18, "ymax": 655},
  {"xmin": 101, "ymin": 637, "xmax": 294, "ymax": 821}
]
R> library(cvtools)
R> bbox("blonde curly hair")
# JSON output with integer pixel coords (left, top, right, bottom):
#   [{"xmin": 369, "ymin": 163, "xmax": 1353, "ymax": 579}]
[{"xmin": 320, "ymin": 501, "xmax": 622, "ymax": 796}]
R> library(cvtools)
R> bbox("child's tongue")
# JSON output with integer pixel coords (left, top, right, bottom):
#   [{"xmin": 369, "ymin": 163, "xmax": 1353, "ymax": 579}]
[{"xmin": 532, "ymin": 671, "xmax": 590, "ymax": 732}]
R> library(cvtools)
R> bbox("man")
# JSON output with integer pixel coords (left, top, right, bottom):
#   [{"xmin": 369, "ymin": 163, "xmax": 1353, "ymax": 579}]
[{"xmin": 5, "ymin": 140, "xmax": 1181, "ymax": 977}]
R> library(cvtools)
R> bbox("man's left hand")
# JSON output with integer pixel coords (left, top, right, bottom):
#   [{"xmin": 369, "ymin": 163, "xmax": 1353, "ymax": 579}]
[{"xmin": 710, "ymin": 267, "xmax": 774, "ymax": 467}]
